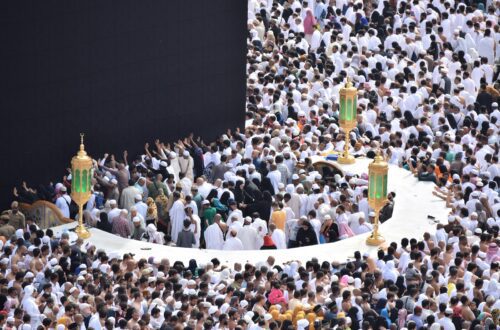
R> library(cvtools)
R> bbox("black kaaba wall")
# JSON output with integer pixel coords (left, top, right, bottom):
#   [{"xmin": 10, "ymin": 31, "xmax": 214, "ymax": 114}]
[{"xmin": 0, "ymin": 0, "xmax": 247, "ymax": 206}]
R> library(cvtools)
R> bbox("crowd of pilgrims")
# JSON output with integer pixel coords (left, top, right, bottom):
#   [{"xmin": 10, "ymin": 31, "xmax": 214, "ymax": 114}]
[{"xmin": 2, "ymin": 0, "xmax": 500, "ymax": 328}]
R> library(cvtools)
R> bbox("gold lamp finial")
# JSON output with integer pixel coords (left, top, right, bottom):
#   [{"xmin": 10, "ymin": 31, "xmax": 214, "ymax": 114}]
[
  {"xmin": 78, "ymin": 133, "xmax": 87, "ymax": 157},
  {"xmin": 346, "ymin": 76, "xmax": 352, "ymax": 88}
]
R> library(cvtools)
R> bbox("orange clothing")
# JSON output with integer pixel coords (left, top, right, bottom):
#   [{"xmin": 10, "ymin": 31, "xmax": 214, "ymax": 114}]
[{"xmin": 271, "ymin": 210, "xmax": 286, "ymax": 231}]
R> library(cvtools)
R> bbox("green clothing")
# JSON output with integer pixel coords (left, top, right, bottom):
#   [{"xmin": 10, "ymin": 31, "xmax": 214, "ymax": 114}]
[
  {"xmin": 193, "ymin": 193, "xmax": 203, "ymax": 213},
  {"xmin": 202, "ymin": 207, "xmax": 217, "ymax": 226},
  {"xmin": 147, "ymin": 181, "xmax": 169, "ymax": 200},
  {"xmin": 445, "ymin": 151, "xmax": 455, "ymax": 163}
]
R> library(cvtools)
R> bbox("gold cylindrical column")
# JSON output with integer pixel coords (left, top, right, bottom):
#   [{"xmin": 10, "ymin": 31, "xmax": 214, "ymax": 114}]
[
  {"xmin": 71, "ymin": 133, "xmax": 93, "ymax": 239},
  {"xmin": 338, "ymin": 77, "xmax": 357, "ymax": 164},
  {"xmin": 366, "ymin": 154, "xmax": 388, "ymax": 245}
]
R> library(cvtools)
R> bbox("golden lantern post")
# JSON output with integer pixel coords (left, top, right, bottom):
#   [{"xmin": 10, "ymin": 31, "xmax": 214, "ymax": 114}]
[
  {"xmin": 338, "ymin": 77, "xmax": 357, "ymax": 164},
  {"xmin": 366, "ymin": 153, "xmax": 388, "ymax": 246},
  {"xmin": 71, "ymin": 133, "xmax": 92, "ymax": 239}
]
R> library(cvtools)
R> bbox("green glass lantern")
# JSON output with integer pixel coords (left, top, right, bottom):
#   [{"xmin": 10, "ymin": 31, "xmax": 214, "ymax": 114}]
[
  {"xmin": 366, "ymin": 154, "xmax": 388, "ymax": 246},
  {"xmin": 338, "ymin": 77, "xmax": 357, "ymax": 164},
  {"xmin": 71, "ymin": 133, "xmax": 93, "ymax": 239}
]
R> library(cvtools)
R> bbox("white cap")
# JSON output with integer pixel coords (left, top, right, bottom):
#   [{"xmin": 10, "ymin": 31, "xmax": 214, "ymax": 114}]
[
  {"xmin": 312, "ymin": 183, "xmax": 320, "ymax": 190},
  {"xmin": 297, "ymin": 319, "xmax": 309, "ymax": 327},
  {"xmin": 202, "ymin": 200, "xmax": 210, "ymax": 205},
  {"xmin": 208, "ymin": 306, "xmax": 218, "ymax": 315},
  {"xmin": 292, "ymin": 174, "xmax": 300, "ymax": 180},
  {"xmin": 135, "ymin": 194, "xmax": 142, "ymax": 200},
  {"xmin": 133, "ymin": 217, "xmax": 141, "ymax": 223},
  {"xmin": 264, "ymin": 313, "xmax": 273, "ymax": 321},
  {"xmin": 221, "ymin": 303, "xmax": 230, "ymax": 314}
]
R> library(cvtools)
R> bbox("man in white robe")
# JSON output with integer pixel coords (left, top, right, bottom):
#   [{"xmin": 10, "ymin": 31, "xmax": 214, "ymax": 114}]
[
  {"xmin": 107, "ymin": 200, "xmax": 121, "ymax": 223},
  {"xmin": 227, "ymin": 201, "xmax": 243, "ymax": 227},
  {"xmin": 251, "ymin": 216, "xmax": 268, "ymax": 238},
  {"xmin": 134, "ymin": 194, "xmax": 148, "ymax": 219},
  {"xmin": 204, "ymin": 216, "xmax": 225, "ymax": 250},
  {"xmin": 238, "ymin": 218, "xmax": 261, "ymax": 250},
  {"xmin": 270, "ymin": 224, "xmax": 287, "ymax": 249},
  {"xmin": 120, "ymin": 181, "xmax": 141, "ymax": 211},
  {"xmin": 185, "ymin": 206, "xmax": 201, "ymax": 248},
  {"xmin": 223, "ymin": 229, "xmax": 244, "ymax": 250},
  {"xmin": 178, "ymin": 150, "xmax": 194, "ymax": 181},
  {"xmin": 22, "ymin": 285, "xmax": 41, "ymax": 328},
  {"xmin": 167, "ymin": 152, "xmax": 181, "ymax": 183},
  {"xmin": 352, "ymin": 215, "xmax": 373, "ymax": 235},
  {"xmin": 169, "ymin": 192, "xmax": 185, "ymax": 242}
]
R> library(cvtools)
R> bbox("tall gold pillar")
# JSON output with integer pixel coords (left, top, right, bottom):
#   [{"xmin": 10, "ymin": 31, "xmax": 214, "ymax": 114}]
[
  {"xmin": 366, "ymin": 154, "xmax": 388, "ymax": 245},
  {"xmin": 71, "ymin": 133, "xmax": 93, "ymax": 239},
  {"xmin": 338, "ymin": 77, "xmax": 357, "ymax": 164}
]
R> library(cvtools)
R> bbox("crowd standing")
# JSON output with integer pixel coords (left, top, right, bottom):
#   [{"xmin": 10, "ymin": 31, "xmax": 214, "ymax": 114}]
[{"xmin": 2, "ymin": 0, "xmax": 500, "ymax": 328}]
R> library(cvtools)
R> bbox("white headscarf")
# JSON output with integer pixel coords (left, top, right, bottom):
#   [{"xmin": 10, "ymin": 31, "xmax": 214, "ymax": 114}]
[
  {"xmin": 398, "ymin": 252, "xmax": 410, "ymax": 273},
  {"xmin": 382, "ymin": 260, "xmax": 398, "ymax": 282},
  {"xmin": 22, "ymin": 285, "xmax": 34, "ymax": 305},
  {"xmin": 485, "ymin": 278, "xmax": 499, "ymax": 299},
  {"xmin": 286, "ymin": 261, "xmax": 299, "ymax": 278},
  {"xmin": 147, "ymin": 224, "xmax": 164, "ymax": 245}
]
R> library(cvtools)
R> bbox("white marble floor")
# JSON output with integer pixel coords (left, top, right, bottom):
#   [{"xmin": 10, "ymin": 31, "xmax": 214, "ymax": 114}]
[{"xmin": 53, "ymin": 158, "xmax": 449, "ymax": 266}]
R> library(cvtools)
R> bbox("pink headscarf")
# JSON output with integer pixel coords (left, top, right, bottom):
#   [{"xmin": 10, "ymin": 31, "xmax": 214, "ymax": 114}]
[
  {"xmin": 486, "ymin": 243, "xmax": 500, "ymax": 263},
  {"xmin": 339, "ymin": 222, "xmax": 355, "ymax": 238},
  {"xmin": 303, "ymin": 9, "xmax": 316, "ymax": 35},
  {"xmin": 340, "ymin": 275, "xmax": 349, "ymax": 286}
]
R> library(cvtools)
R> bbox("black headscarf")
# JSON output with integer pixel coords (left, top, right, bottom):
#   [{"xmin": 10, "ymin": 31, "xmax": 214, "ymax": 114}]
[{"xmin": 296, "ymin": 222, "xmax": 318, "ymax": 247}]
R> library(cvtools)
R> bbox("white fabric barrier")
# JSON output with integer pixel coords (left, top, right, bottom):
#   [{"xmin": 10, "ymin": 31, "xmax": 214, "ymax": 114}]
[{"xmin": 52, "ymin": 158, "xmax": 448, "ymax": 265}]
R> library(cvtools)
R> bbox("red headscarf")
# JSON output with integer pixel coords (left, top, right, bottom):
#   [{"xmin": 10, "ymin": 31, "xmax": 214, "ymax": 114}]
[{"xmin": 262, "ymin": 235, "xmax": 276, "ymax": 247}]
